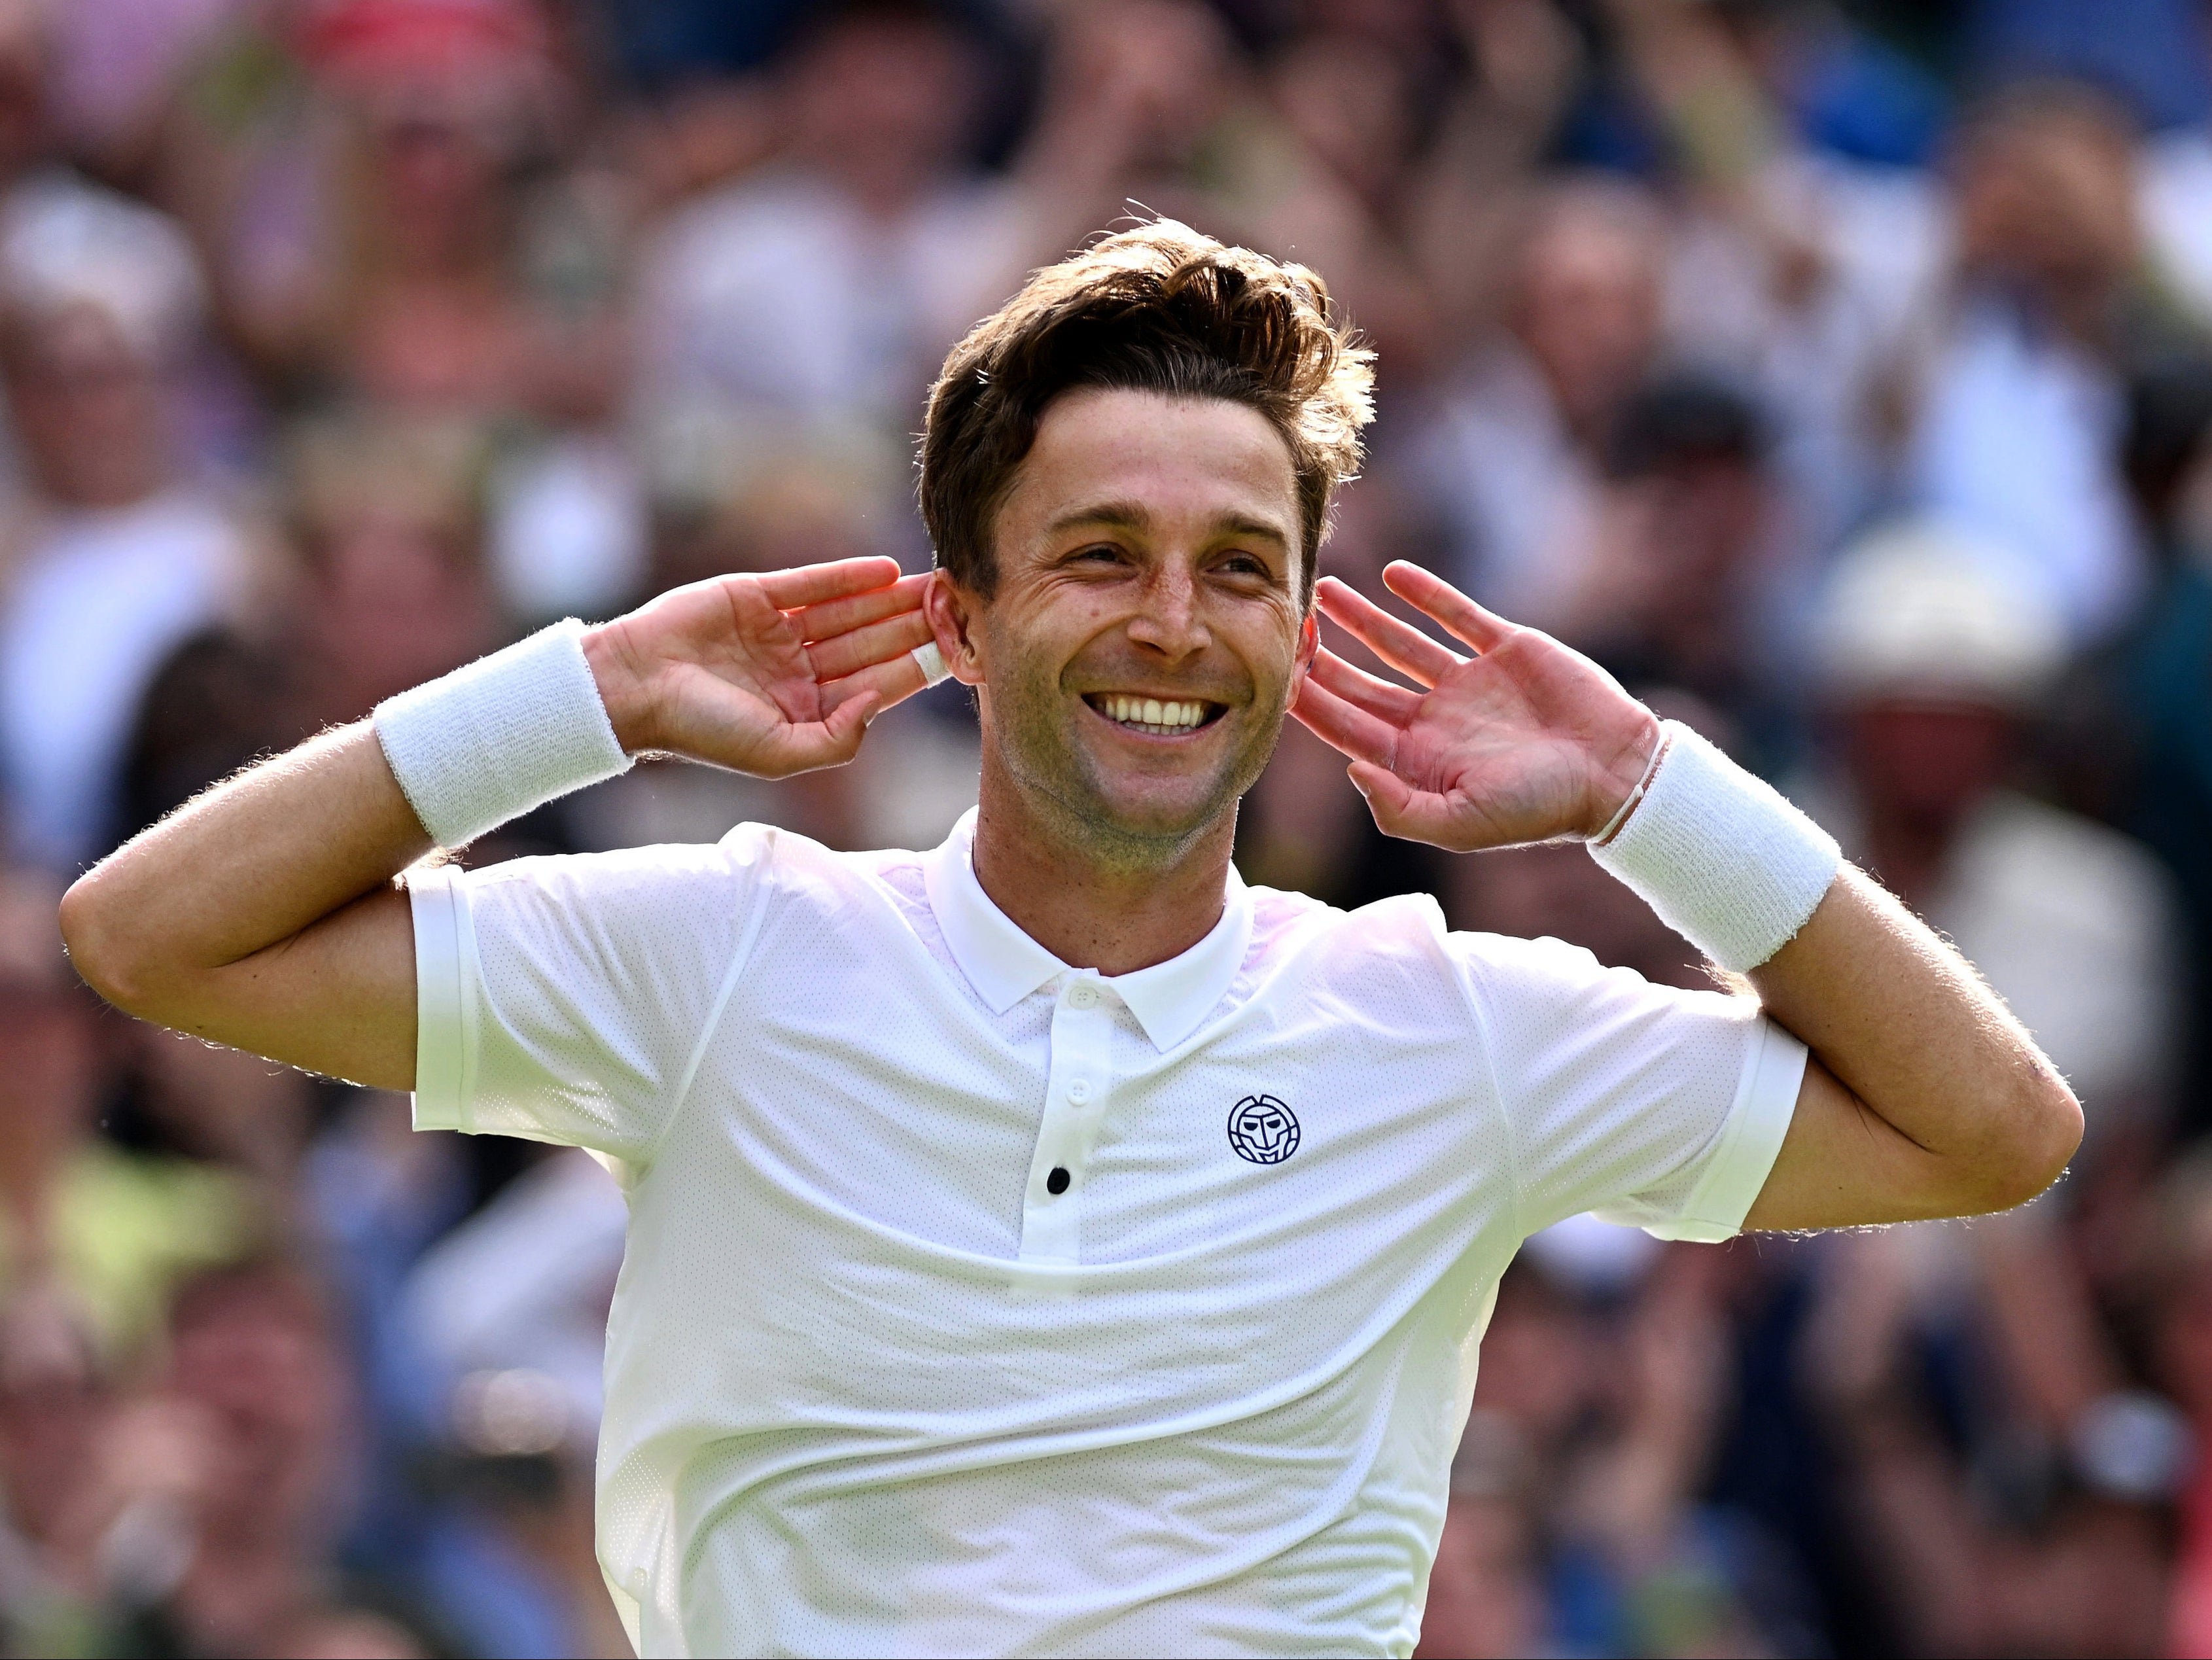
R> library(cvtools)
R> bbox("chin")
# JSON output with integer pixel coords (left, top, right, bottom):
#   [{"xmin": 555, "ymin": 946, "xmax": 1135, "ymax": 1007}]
[{"xmin": 1067, "ymin": 770, "xmax": 1239, "ymax": 850}]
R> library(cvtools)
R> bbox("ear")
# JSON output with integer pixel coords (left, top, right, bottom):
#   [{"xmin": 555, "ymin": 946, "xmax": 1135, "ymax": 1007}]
[
  {"xmin": 1293, "ymin": 608, "xmax": 1320, "ymax": 681},
  {"xmin": 922, "ymin": 571, "xmax": 987, "ymax": 686}
]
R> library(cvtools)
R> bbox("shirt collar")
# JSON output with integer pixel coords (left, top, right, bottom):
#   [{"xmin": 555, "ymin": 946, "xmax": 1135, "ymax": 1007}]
[{"xmin": 922, "ymin": 809, "xmax": 1254, "ymax": 1052}]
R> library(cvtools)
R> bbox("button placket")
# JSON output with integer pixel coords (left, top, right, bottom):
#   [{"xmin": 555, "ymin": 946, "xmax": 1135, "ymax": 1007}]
[{"xmin": 1017, "ymin": 974, "xmax": 1114, "ymax": 1264}]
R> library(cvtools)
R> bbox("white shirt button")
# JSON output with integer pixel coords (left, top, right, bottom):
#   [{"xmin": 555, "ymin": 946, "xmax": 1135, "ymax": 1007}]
[
  {"xmin": 1069, "ymin": 984, "xmax": 1097, "ymax": 1008},
  {"xmin": 1067, "ymin": 1079, "xmax": 1092, "ymax": 1104}
]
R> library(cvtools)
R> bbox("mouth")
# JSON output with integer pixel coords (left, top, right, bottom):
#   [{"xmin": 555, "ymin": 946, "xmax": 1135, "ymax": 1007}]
[{"xmin": 1083, "ymin": 692, "xmax": 1227, "ymax": 737}]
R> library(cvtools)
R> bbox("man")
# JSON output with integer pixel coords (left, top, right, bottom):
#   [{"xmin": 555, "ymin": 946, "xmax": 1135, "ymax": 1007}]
[{"xmin": 60, "ymin": 223, "xmax": 2080, "ymax": 1657}]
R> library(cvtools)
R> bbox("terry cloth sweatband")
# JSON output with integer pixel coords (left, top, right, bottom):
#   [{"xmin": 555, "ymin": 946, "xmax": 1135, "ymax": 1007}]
[
  {"xmin": 374, "ymin": 619, "xmax": 633, "ymax": 848},
  {"xmin": 1588, "ymin": 720, "xmax": 1840, "ymax": 972}
]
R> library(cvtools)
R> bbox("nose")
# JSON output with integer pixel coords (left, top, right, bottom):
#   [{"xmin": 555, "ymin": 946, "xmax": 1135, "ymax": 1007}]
[{"xmin": 1124, "ymin": 562, "xmax": 1211, "ymax": 665}]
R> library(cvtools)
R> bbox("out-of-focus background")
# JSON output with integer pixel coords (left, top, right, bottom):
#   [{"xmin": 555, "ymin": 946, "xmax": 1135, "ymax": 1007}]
[{"xmin": 1, "ymin": 0, "xmax": 2210, "ymax": 1653}]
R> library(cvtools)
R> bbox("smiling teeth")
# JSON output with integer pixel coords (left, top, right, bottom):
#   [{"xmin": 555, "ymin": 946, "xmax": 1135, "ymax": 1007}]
[{"xmin": 1101, "ymin": 694, "xmax": 1208, "ymax": 731}]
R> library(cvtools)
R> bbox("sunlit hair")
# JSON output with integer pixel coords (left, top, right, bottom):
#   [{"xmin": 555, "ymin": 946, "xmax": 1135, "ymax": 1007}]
[{"xmin": 919, "ymin": 219, "xmax": 1375, "ymax": 605}]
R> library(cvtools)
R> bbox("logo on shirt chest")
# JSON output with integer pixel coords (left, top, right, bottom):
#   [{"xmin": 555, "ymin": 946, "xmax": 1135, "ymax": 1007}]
[{"xmin": 1226, "ymin": 1094, "xmax": 1300, "ymax": 1165}]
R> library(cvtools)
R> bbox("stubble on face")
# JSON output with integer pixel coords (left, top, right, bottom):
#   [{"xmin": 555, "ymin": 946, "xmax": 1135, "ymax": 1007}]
[{"xmin": 978, "ymin": 611, "xmax": 1286, "ymax": 871}]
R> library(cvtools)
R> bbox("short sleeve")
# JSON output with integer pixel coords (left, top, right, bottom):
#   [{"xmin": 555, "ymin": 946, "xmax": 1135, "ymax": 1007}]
[
  {"xmin": 408, "ymin": 827, "xmax": 775, "ymax": 1163},
  {"xmin": 1452, "ymin": 932, "xmax": 1805, "ymax": 1242}
]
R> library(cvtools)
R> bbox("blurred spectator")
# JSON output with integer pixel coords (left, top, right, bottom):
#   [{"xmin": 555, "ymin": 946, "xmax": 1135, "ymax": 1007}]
[
  {"xmin": 1963, "ymin": 0, "xmax": 2212, "ymax": 133},
  {"xmin": 633, "ymin": 0, "xmax": 1028, "ymax": 454},
  {"xmin": 1806, "ymin": 1217, "xmax": 2179, "ymax": 1657},
  {"xmin": 0, "ymin": 169, "xmax": 262, "ymax": 875},
  {"xmin": 283, "ymin": 409, "xmax": 501, "ymax": 728},
  {"xmin": 1425, "ymin": 1246, "xmax": 1817, "ymax": 1657},
  {"xmin": 167, "ymin": 0, "xmax": 621, "ymax": 419},
  {"xmin": 1607, "ymin": 0, "xmax": 1950, "ymax": 559},
  {"xmin": 0, "ymin": 865, "xmax": 250, "ymax": 1366},
  {"xmin": 1905, "ymin": 80, "xmax": 2203, "ymax": 642},
  {"xmin": 111, "ymin": 1258, "xmax": 430, "ymax": 1656},
  {"xmin": 1560, "ymin": 372, "xmax": 1802, "ymax": 777},
  {"xmin": 1808, "ymin": 518, "xmax": 2182, "ymax": 1156},
  {"xmin": 2069, "ymin": 357, "xmax": 2212, "ymax": 1139},
  {"xmin": 1413, "ymin": 173, "xmax": 1666, "ymax": 628},
  {"xmin": 396, "ymin": 1147, "xmax": 633, "ymax": 1659},
  {"xmin": 115, "ymin": 408, "xmax": 502, "ymax": 861}
]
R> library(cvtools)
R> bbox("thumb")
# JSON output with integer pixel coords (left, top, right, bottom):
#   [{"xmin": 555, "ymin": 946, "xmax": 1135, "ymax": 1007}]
[
  {"xmin": 1347, "ymin": 760, "xmax": 1413, "ymax": 822},
  {"xmin": 769, "ymin": 690, "xmax": 879, "ymax": 776},
  {"xmin": 1348, "ymin": 761, "xmax": 1459, "ymax": 847},
  {"xmin": 822, "ymin": 690, "xmax": 879, "ymax": 758}
]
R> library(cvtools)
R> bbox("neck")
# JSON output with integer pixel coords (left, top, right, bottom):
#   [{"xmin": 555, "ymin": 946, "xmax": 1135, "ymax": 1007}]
[{"xmin": 968, "ymin": 768, "xmax": 1238, "ymax": 976}]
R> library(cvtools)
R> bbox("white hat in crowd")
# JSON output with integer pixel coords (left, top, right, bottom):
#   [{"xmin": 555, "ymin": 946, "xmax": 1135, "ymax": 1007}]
[
  {"xmin": 0, "ymin": 172, "xmax": 205, "ymax": 363},
  {"xmin": 1814, "ymin": 516, "xmax": 2069, "ymax": 711}
]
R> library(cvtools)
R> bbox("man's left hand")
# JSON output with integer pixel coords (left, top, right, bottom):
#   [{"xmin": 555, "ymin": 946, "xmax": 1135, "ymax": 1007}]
[{"xmin": 1290, "ymin": 561, "xmax": 1660, "ymax": 851}]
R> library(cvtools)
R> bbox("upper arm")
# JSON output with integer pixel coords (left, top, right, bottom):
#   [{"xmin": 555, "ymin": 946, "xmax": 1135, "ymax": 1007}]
[
  {"xmin": 1738, "ymin": 867, "xmax": 2082, "ymax": 1228},
  {"xmin": 1743, "ymin": 1055, "xmax": 1990, "ymax": 1232},
  {"xmin": 137, "ymin": 883, "xmax": 419, "ymax": 1092}
]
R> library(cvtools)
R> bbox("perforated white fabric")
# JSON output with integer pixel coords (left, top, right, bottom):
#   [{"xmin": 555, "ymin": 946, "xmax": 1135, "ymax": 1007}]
[{"xmin": 408, "ymin": 811, "xmax": 1803, "ymax": 1658}]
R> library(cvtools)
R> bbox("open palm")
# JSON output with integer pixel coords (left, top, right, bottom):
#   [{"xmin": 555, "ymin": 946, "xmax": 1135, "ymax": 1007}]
[
  {"xmin": 591, "ymin": 557, "xmax": 936, "ymax": 778},
  {"xmin": 1290, "ymin": 562, "xmax": 1660, "ymax": 852}
]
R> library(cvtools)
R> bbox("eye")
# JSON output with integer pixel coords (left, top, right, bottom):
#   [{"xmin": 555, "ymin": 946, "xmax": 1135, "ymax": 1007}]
[{"xmin": 1216, "ymin": 550, "xmax": 1274, "ymax": 580}]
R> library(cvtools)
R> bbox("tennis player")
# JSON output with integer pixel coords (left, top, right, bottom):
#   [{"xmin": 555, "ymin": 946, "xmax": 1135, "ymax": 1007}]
[{"xmin": 61, "ymin": 222, "xmax": 2080, "ymax": 1658}]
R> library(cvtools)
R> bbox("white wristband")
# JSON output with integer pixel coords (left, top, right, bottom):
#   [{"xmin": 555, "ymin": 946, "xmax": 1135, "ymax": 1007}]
[
  {"xmin": 374, "ymin": 619, "xmax": 633, "ymax": 848},
  {"xmin": 1588, "ymin": 720, "xmax": 1840, "ymax": 972}
]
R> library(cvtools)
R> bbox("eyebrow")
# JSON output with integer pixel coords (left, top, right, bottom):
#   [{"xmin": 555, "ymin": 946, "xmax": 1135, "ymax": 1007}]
[{"xmin": 1046, "ymin": 499, "xmax": 1292, "ymax": 549}]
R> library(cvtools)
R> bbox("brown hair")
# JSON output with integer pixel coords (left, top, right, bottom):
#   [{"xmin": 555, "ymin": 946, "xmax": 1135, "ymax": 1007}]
[{"xmin": 919, "ymin": 220, "xmax": 1373, "ymax": 604}]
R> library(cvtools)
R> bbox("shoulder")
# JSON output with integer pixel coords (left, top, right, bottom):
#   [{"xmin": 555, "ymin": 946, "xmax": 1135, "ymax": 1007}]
[
  {"xmin": 431, "ymin": 822, "xmax": 855, "ymax": 919},
  {"xmin": 1250, "ymin": 882, "xmax": 1611, "ymax": 978},
  {"xmin": 1241, "ymin": 883, "xmax": 1492, "ymax": 1006}
]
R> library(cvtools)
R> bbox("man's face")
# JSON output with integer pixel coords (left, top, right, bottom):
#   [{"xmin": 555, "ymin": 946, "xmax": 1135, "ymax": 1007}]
[{"xmin": 934, "ymin": 388, "xmax": 1316, "ymax": 861}]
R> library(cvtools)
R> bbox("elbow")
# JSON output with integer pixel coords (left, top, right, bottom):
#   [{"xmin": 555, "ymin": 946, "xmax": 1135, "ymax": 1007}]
[
  {"xmin": 58, "ymin": 871, "xmax": 157, "ymax": 1015},
  {"xmin": 1976, "ymin": 1066, "xmax": 2085, "ymax": 1214}
]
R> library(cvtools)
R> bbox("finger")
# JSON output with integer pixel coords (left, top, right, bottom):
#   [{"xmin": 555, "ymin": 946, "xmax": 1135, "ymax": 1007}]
[
  {"xmin": 820, "ymin": 651, "xmax": 932, "ymax": 716},
  {"xmin": 1314, "ymin": 576, "xmax": 1462, "ymax": 688},
  {"xmin": 805, "ymin": 609, "xmax": 933, "ymax": 681},
  {"xmin": 1288, "ymin": 676, "xmax": 1399, "ymax": 769},
  {"xmin": 755, "ymin": 556, "xmax": 905, "ymax": 611},
  {"xmin": 1381, "ymin": 561, "xmax": 1516, "ymax": 654},
  {"xmin": 1307, "ymin": 646, "xmax": 1422, "ymax": 724},
  {"xmin": 1346, "ymin": 761, "xmax": 1462, "ymax": 845},
  {"xmin": 794, "ymin": 573, "xmax": 928, "ymax": 643}
]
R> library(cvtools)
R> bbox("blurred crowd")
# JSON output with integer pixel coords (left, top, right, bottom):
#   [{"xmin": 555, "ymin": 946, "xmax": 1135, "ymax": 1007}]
[{"xmin": 0, "ymin": 0, "xmax": 2209, "ymax": 1654}]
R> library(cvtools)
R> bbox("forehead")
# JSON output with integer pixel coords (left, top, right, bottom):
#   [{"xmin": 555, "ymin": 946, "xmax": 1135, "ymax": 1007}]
[{"xmin": 998, "ymin": 388, "xmax": 1299, "ymax": 539}]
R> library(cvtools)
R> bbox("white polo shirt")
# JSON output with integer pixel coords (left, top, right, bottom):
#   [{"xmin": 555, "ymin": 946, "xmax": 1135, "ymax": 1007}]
[{"xmin": 408, "ymin": 811, "xmax": 1804, "ymax": 1659}]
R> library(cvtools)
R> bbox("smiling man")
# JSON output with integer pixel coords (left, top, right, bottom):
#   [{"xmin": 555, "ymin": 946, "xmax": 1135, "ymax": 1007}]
[{"xmin": 61, "ymin": 223, "xmax": 2080, "ymax": 1658}]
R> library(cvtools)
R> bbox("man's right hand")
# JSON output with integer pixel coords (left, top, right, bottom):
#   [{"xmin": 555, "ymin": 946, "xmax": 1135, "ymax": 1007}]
[{"xmin": 584, "ymin": 557, "xmax": 934, "ymax": 776}]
